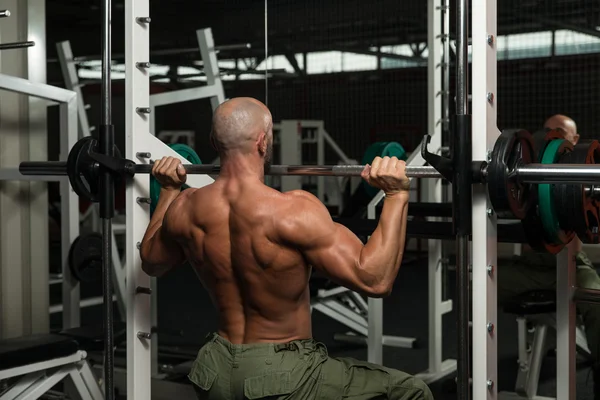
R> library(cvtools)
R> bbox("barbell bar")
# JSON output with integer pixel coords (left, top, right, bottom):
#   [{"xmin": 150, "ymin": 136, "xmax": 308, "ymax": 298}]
[{"xmin": 18, "ymin": 160, "xmax": 600, "ymax": 184}]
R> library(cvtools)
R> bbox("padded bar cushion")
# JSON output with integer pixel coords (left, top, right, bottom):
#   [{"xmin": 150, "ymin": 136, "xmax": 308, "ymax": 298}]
[
  {"xmin": 60, "ymin": 322, "xmax": 126, "ymax": 352},
  {"xmin": 503, "ymin": 289, "xmax": 557, "ymax": 315},
  {"xmin": 0, "ymin": 334, "xmax": 79, "ymax": 370}
]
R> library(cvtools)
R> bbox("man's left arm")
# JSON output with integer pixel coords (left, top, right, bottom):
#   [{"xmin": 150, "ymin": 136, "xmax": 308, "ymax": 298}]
[{"xmin": 140, "ymin": 188, "xmax": 186, "ymax": 277}]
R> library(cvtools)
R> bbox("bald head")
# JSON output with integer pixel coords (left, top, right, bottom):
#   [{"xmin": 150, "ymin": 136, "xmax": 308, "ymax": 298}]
[
  {"xmin": 211, "ymin": 97, "xmax": 273, "ymax": 159},
  {"xmin": 544, "ymin": 114, "xmax": 579, "ymax": 145}
]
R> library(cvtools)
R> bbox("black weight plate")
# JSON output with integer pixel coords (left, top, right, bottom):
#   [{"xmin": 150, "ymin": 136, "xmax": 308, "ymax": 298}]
[
  {"xmin": 556, "ymin": 140, "xmax": 600, "ymax": 244},
  {"xmin": 67, "ymin": 137, "xmax": 100, "ymax": 202},
  {"xmin": 68, "ymin": 233, "xmax": 103, "ymax": 283},
  {"xmin": 521, "ymin": 205, "xmax": 566, "ymax": 255},
  {"xmin": 488, "ymin": 129, "xmax": 536, "ymax": 219}
]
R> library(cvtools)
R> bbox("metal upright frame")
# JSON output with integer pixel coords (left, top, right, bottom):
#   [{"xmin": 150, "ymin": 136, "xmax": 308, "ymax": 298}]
[
  {"xmin": 148, "ymin": 28, "xmax": 226, "ymax": 135},
  {"xmin": 471, "ymin": 0, "xmax": 499, "ymax": 398},
  {"xmin": 356, "ymin": 0, "xmax": 456, "ymax": 382},
  {"xmin": 125, "ymin": 1, "xmax": 216, "ymax": 397},
  {"xmin": 56, "ymin": 40, "xmax": 127, "ymax": 324},
  {"xmin": 415, "ymin": 0, "xmax": 457, "ymax": 384},
  {"xmin": 0, "ymin": 74, "xmax": 80, "ymax": 329}
]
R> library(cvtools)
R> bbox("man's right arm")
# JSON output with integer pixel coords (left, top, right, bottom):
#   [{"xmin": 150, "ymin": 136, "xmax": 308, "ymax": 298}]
[{"xmin": 279, "ymin": 191, "xmax": 409, "ymax": 297}]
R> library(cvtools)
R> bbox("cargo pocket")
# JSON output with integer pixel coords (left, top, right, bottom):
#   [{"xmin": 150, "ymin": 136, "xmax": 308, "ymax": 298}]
[
  {"xmin": 244, "ymin": 371, "xmax": 293, "ymax": 399},
  {"xmin": 188, "ymin": 363, "xmax": 218, "ymax": 393},
  {"xmin": 339, "ymin": 358, "xmax": 390, "ymax": 397}
]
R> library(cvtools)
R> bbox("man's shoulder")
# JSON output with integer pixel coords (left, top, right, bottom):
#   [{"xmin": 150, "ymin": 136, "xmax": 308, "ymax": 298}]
[{"xmin": 282, "ymin": 190, "xmax": 322, "ymax": 206}]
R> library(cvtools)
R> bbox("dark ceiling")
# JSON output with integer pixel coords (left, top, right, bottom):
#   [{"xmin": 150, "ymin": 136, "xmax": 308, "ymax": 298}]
[{"xmin": 46, "ymin": 0, "xmax": 600, "ymax": 66}]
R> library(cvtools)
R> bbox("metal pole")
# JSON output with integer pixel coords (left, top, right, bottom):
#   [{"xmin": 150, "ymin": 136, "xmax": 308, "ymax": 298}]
[
  {"xmin": 0, "ymin": 41, "xmax": 35, "ymax": 50},
  {"xmin": 455, "ymin": 0, "xmax": 471, "ymax": 397},
  {"xmin": 456, "ymin": 0, "xmax": 469, "ymax": 116},
  {"xmin": 516, "ymin": 165, "xmax": 600, "ymax": 184},
  {"xmin": 100, "ymin": 0, "xmax": 115, "ymax": 396}
]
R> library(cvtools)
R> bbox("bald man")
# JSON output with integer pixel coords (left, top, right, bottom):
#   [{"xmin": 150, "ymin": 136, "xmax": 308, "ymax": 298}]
[
  {"xmin": 140, "ymin": 97, "xmax": 433, "ymax": 400},
  {"xmin": 498, "ymin": 114, "xmax": 600, "ymax": 398}
]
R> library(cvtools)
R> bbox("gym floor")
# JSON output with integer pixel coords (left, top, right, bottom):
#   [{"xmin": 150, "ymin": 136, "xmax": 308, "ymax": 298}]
[{"xmin": 50, "ymin": 251, "xmax": 596, "ymax": 399}]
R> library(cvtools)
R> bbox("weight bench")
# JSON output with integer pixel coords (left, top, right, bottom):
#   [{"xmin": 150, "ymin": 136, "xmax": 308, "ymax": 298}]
[
  {"xmin": 499, "ymin": 290, "xmax": 591, "ymax": 400},
  {"xmin": 0, "ymin": 324, "xmax": 125, "ymax": 400}
]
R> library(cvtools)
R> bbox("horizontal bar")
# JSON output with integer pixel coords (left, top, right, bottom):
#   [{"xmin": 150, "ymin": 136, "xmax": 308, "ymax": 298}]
[
  {"xmin": 0, "ymin": 41, "xmax": 35, "ymax": 50},
  {"xmin": 19, "ymin": 161, "xmax": 68, "ymax": 176},
  {"xmin": 133, "ymin": 163, "xmax": 443, "ymax": 177},
  {"xmin": 0, "ymin": 10, "xmax": 10, "ymax": 18},
  {"xmin": 18, "ymin": 161, "xmax": 443, "ymax": 178},
  {"xmin": 69, "ymin": 43, "xmax": 252, "ymax": 63},
  {"xmin": 516, "ymin": 165, "xmax": 600, "ymax": 184},
  {"xmin": 573, "ymin": 287, "xmax": 600, "ymax": 305},
  {"xmin": 19, "ymin": 160, "xmax": 600, "ymax": 184}
]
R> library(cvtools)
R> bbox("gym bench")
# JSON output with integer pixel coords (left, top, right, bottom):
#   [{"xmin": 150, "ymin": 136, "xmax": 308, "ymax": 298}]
[
  {"xmin": 0, "ymin": 324, "xmax": 125, "ymax": 400},
  {"xmin": 499, "ymin": 290, "xmax": 591, "ymax": 400}
]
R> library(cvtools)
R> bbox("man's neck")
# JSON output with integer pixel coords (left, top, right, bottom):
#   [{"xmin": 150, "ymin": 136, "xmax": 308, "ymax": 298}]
[{"xmin": 218, "ymin": 153, "xmax": 265, "ymax": 182}]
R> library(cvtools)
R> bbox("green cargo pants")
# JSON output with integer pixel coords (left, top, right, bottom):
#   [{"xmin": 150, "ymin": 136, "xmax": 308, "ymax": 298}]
[
  {"xmin": 498, "ymin": 250, "xmax": 600, "ymax": 368},
  {"xmin": 188, "ymin": 333, "xmax": 434, "ymax": 400}
]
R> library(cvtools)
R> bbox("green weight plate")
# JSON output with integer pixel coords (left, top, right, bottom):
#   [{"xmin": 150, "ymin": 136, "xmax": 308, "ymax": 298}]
[
  {"xmin": 361, "ymin": 142, "xmax": 407, "ymax": 198},
  {"xmin": 150, "ymin": 144, "xmax": 202, "ymax": 214},
  {"xmin": 532, "ymin": 128, "xmax": 564, "ymax": 162},
  {"xmin": 538, "ymin": 139, "xmax": 574, "ymax": 245}
]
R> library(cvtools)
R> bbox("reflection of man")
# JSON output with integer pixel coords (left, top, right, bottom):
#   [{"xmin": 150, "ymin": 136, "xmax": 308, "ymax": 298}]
[{"xmin": 498, "ymin": 114, "xmax": 600, "ymax": 398}]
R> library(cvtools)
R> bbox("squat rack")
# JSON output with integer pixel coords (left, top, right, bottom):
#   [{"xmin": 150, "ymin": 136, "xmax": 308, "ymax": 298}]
[{"xmin": 9, "ymin": 0, "xmax": 600, "ymax": 399}]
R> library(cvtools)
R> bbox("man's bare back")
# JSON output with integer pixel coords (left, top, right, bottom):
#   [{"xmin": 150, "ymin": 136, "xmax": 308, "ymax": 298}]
[
  {"xmin": 138, "ymin": 98, "xmax": 435, "ymax": 400},
  {"xmin": 165, "ymin": 180, "xmax": 316, "ymax": 344}
]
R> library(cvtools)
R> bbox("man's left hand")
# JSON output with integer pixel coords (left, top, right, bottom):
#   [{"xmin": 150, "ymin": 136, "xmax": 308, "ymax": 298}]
[{"xmin": 152, "ymin": 156, "xmax": 187, "ymax": 190}]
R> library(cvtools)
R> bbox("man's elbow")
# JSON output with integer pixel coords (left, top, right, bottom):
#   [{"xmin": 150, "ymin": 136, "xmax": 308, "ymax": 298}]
[
  {"xmin": 364, "ymin": 281, "xmax": 393, "ymax": 298},
  {"xmin": 141, "ymin": 261, "xmax": 166, "ymax": 277}
]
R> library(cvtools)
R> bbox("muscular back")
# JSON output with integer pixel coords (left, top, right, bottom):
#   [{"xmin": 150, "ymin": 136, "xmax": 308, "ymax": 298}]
[{"xmin": 165, "ymin": 179, "xmax": 313, "ymax": 344}]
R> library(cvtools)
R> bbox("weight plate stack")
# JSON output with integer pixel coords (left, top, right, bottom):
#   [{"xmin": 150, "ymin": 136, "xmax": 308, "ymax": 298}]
[
  {"xmin": 488, "ymin": 129, "xmax": 536, "ymax": 219},
  {"xmin": 150, "ymin": 143, "xmax": 202, "ymax": 215},
  {"xmin": 537, "ymin": 139, "xmax": 575, "ymax": 246},
  {"xmin": 68, "ymin": 233, "xmax": 103, "ymax": 283},
  {"xmin": 554, "ymin": 140, "xmax": 600, "ymax": 244}
]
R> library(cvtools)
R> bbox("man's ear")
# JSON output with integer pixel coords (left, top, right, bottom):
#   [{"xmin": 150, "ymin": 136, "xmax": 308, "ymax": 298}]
[
  {"xmin": 574, "ymin": 134, "xmax": 580, "ymax": 145},
  {"xmin": 257, "ymin": 132, "xmax": 267, "ymax": 155}
]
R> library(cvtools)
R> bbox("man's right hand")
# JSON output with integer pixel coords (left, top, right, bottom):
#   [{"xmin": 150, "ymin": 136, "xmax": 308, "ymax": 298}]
[
  {"xmin": 361, "ymin": 156, "xmax": 411, "ymax": 197},
  {"xmin": 152, "ymin": 156, "xmax": 187, "ymax": 191}
]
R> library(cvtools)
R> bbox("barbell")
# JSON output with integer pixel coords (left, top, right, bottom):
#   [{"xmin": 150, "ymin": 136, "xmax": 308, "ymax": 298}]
[{"xmin": 17, "ymin": 130, "xmax": 600, "ymax": 252}]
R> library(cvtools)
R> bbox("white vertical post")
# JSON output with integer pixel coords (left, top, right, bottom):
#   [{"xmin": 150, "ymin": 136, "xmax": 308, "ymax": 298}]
[
  {"xmin": 125, "ymin": 2, "xmax": 152, "ymax": 399},
  {"xmin": 556, "ymin": 246, "xmax": 576, "ymax": 400},
  {"xmin": 279, "ymin": 121, "xmax": 302, "ymax": 192},
  {"xmin": 426, "ymin": 0, "xmax": 445, "ymax": 377},
  {"xmin": 472, "ymin": 0, "xmax": 499, "ymax": 398},
  {"xmin": 56, "ymin": 41, "xmax": 93, "ymax": 138},
  {"xmin": 27, "ymin": 0, "xmax": 50, "ymax": 334},
  {"xmin": 60, "ymin": 100, "xmax": 81, "ymax": 330},
  {"xmin": 367, "ymin": 191, "xmax": 385, "ymax": 364},
  {"xmin": 197, "ymin": 28, "xmax": 226, "ymax": 109}
]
